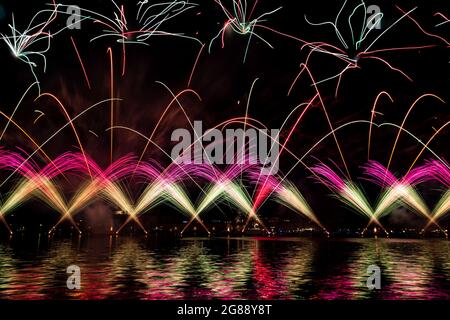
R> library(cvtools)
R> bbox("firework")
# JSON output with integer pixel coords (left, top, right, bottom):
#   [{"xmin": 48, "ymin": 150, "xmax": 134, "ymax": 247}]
[
  {"xmin": 431, "ymin": 190, "xmax": 450, "ymax": 223},
  {"xmin": 434, "ymin": 12, "xmax": 450, "ymax": 27},
  {"xmin": 0, "ymin": 149, "xmax": 87, "ymax": 234},
  {"xmin": 363, "ymin": 161, "xmax": 431, "ymax": 222},
  {"xmin": 56, "ymin": 0, "xmax": 201, "ymax": 75},
  {"xmin": 421, "ymin": 160, "xmax": 450, "ymax": 188},
  {"xmin": 0, "ymin": 1, "xmax": 448, "ymax": 240},
  {"xmin": 421, "ymin": 160, "xmax": 450, "ymax": 227},
  {"xmin": 53, "ymin": 154, "xmax": 139, "ymax": 234},
  {"xmin": 251, "ymin": 172, "xmax": 323, "ymax": 229},
  {"xmin": 0, "ymin": 145, "xmax": 448, "ymax": 236},
  {"xmin": 127, "ymin": 161, "xmax": 208, "ymax": 234},
  {"xmin": 311, "ymin": 162, "xmax": 381, "ymax": 230},
  {"xmin": 191, "ymin": 163, "xmax": 267, "ymax": 234},
  {"xmin": 0, "ymin": 3, "xmax": 83, "ymax": 93}
]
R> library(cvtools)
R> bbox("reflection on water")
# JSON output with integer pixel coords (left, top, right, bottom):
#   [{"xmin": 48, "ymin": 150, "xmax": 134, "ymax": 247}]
[{"xmin": 0, "ymin": 236, "xmax": 449, "ymax": 299}]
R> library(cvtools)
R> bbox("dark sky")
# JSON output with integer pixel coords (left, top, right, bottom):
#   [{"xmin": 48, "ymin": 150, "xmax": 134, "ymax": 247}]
[{"xmin": 0, "ymin": 0, "xmax": 448, "ymax": 228}]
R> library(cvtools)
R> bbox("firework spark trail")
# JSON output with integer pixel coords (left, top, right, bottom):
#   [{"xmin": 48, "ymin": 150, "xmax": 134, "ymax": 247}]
[
  {"xmin": 122, "ymin": 161, "xmax": 209, "ymax": 234},
  {"xmin": 155, "ymin": 81, "xmax": 263, "ymax": 219},
  {"xmin": 249, "ymin": 171, "xmax": 323, "ymax": 229},
  {"xmin": 1, "ymin": 10, "xmax": 55, "ymax": 93},
  {"xmin": 0, "ymin": 146, "xmax": 448, "ymax": 235},
  {"xmin": 136, "ymin": 0, "xmax": 200, "ymax": 42},
  {"xmin": 207, "ymin": 117, "xmax": 448, "ymax": 233},
  {"xmin": 168, "ymin": 114, "xmax": 322, "ymax": 228},
  {"xmin": 0, "ymin": 110, "xmax": 66, "ymax": 175},
  {"xmin": 196, "ymin": 179, "xmax": 260, "ymax": 232},
  {"xmin": 209, "ymin": 0, "xmax": 282, "ymax": 62},
  {"xmin": 0, "ymin": 85, "xmax": 95, "ymax": 179},
  {"xmin": 134, "ymin": 86, "xmax": 202, "ymax": 174},
  {"xmin": 216, "ymin": 110, "xmax": 314, "ymax": 209},
  {"xmin": 297, "ymin": 119, "xmax": 448, "ymax": 233},
  {"xmin": 63, "ymin": 0, "xmax": 200, "ymax": 44},
  {"xmin": 111, "ymin": 123, "xmax": 238, "ymax": 233},
  {"xmin": 420, "ymin": 160, "xmax": 450, "ymax": 226},
  {"xmin": 114, "ymin": 81, "xmax": 236, "ymax": 230},
  {"xmin": 33, "ymin": 110, "xmax": 45, "ymax": 124},
  {"xmin": 210, "ymin": 110, "xmax": 447, "ymax": 231},
  {"xmin": 37, "ymin": 92, "xmax": 96, "ymax": 178},
  {"xmin": 0, "ymin": 97, "xmax": 122, "ymax": 193},
  {"xmin": 108, "ymin": 48, "xmax": 115, "ymax": 164},
  {"xmin": 432, "ymin": 191, "xmax": 450, "ymax": 223},
  {"xmin": 187, "ymin": 43, "xmax": 205, "ymax": 87},
  {"xmin": 301, "ymin": 1, "xmax": 440, "ymax": 97},
  {"xmin": 129, "ymin": 81, "xmax": 242, "ymax": 225},
  {"xmin": 0, "ymin": 88, "xmax": 86, "ymax": 187},
  {"xmin": 0, "ymin": 1, "xmax": 448, "ymax": 236},
  {"xmin": 186, "ymin": 162, "xmax": 268, "ymax": 234},
  {"xmin": 70, "ymin": 36, "xmax": 92, "ymax": 90},
  {"xmin": 0, "ymin": 150, "xmax": 88, "ymax": 233},
  {"xmin": 0, "ymin": 83, "xmax": 38, "ymax": 142},
  {"xmin": 56, "ymin": 1, "xmax": 201, "ymax": 75},
  {"xmin": 423, "ymin": 160, "xmax": 450, "ymax": 188},
  {"xmin": 290, "ymin": 65, "xmax": 351, "ymax": 176},
  {"xmin": 311, "ymin": 162, "xmax": 386, "ymax": 233},
  {"xmin": 277, "ymin": 181, "xmax": 324, "ymax": 230},
  {"xmin": 0, "ymin": 149, "xmax": 37, "ymax": 233},
  {"xmin": 367, "ymin": 91, "xmax": 393, "ymax": 160},
  {"xmin": 219, "ymin": 116, "xmax": 355, "ymax": 217},
  {"xmin": 406, "ymin": 120, "xmax": 450, "ymax": 174},
  {"xmin": 251, "ymin": 63, "xmax": 351, "ymax": 232},
  {"xmin": 52, "ymin": 154, "xmax": 139, "ymax": 234}
]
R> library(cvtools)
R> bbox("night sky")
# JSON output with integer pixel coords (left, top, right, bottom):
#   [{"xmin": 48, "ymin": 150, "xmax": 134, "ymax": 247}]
[{"xmin": 0, "ymin": 0, "xmax": 448, "ymax": 230}]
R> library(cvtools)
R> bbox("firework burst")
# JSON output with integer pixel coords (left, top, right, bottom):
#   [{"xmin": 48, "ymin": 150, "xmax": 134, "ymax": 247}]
[
  {"xmin": 302, "ymin": 1, "xmax": 439, "ymax": 96},
  {"xmin": 209, "ymin": 0, "xmax": 282, "ymax": 62}
]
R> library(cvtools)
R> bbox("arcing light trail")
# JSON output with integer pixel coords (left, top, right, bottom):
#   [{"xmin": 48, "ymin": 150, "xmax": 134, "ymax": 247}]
[
  {"xmin": 0, "ymin": 4, "xmax": 88, "ymax": 94},
  {"xmin": 0, "ymin": 8, "xmax": 56, "ymax": 94},
  {"xmin": 0, "ymin": 82, "xmax": 447, "ymax": 235},
  {"xmin": 0, "ymin": 1, "xmax": 448, "ymax": 236},
  {"xmin": 209, "ymin": 0, "xmax": 282, "ymax": 62},
  {"xmin": 1, "ymin": 0, "xmax": 202, "ymax": 87},
  {"xmin": 311, "ymin": 162, "xmax": 379, "ymax": 227},
  {"xmin": 301, "ymin": 1, "xmax": 442, "ymax": 97},
  {"xmin": 362, "ymin": 161, "xmax": 433, "ymax": 227},
  {"xmin": 55, "ymin": 0, "xmax": 202, "ymax": 75},
  {"xmin": 0, "ymin": 145, "xmax": 448, "ymax": 235},
  {"xmin": 434, "ymin": 12, "xmax": 450, "ymax": 27},
  {"xmin": 0, "ymin": 86, "xmax": 447, "ymax": 235},
  {"xmin": 385, "ymin": 94, "xmax": 446, "ymax": 177}
]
